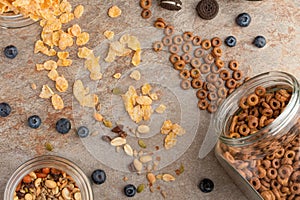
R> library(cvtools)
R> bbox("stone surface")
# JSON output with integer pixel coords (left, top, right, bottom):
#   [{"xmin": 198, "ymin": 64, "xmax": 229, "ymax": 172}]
[{"xmin": 0, "ymin": 0, "xmax": 299, "ymax": 199}]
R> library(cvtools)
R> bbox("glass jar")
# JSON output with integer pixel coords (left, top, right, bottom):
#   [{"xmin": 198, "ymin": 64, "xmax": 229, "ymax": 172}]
[
  {"xmin": 214, "ymin": 71, "xmax": 300, "ymax": 200},
  {"xmin": 4, "ymin": 155, "xmax": 94, "ymax": 200},
  {"xmin": 0, "ymin": 12, "xmax": 36, "ymax": 29}
]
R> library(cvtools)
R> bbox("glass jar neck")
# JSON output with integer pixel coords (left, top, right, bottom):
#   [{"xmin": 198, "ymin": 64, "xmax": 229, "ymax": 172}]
[{"xmin": 216, "ymin": 71, "xmax": 300, "ymax": 147}]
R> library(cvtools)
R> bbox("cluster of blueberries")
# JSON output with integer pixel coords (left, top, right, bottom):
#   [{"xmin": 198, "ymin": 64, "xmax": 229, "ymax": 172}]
[{"xmin": 225, "ymin": 13, "xmax": 266, "ymax": 48}]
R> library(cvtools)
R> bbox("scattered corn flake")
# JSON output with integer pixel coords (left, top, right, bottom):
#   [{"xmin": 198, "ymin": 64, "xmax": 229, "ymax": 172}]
[
  {"xmin": 161, "ymin": 120, "xmax": 173, "ymax": 134},
  {"xmin": 58, "ymin": 31, "xmax": 73, "ymax": 50},
  {"xmin": 141, "ymin": 105, "xmax": 152, "ymax": 121},
  {"xmin": 52, "ymin": 31, "xmax": 60, "ymax": 46},
  {"xmin": 36, "ymin": 64, "xmax": 44, "ymax": 71},
  {"xmin": 59, "ymin": 12, "xmax": 74, "ymax": 24},
  {"xmin": 164, "ymin": 132, "xmax": 177, "ymax": 150},
  {"xmin": 94, "ymin": 112, "xmax": 103, "ymax": 122},
  {"xmin": 111, "ymin": 41, "xmax": 131, "ymax": 57},
  {"xmin": 76, "ymin": 32, "xmax": 89, "ymax": 46},
  {"xmin": 122, "ymin": 86, "xmax": 138, "ymax": 114},
  {"xmin": 48, "ymin": 69, "xmax": 59, "ymax": 81},
  {"xmin": 60, "ymin": 0, "xmax": 72, "ymax": 13},
  {"xmin": 51, "ymin": 94, "xmax": 64, "ymax": 110},
  {"xmin": 132, "ymin": 49, "xmax": 141, "ymax": 66},
  {"xmin": 74, "ymin": 5, "xmax": 84, "ymax": 19},
  {"xmin": 142, "ymin": 83, "xmax": 152, "ymax": 95},
  {"xmin": 136, "ymin": 96, "xmax": 152, "ymax": 106},
  {"xmin": 78, "ymin": 47, "xmax": 93, "ymax": 59},
  {"xmin": 46, "ymin": 48, "xmax": 57, "ymax": 56},
  {"xmin": 155, "ymin": 104, "xmax": 166, "ymax": 114},
  {"xmin": 108, "ymin": 5, "xmax": 122, "ymax": 18},
  {"xmin": 57, "ymin": 58, "xmax": 72, "ymax": 67},
  {"xmin": 43, "ymin": 19, "xmax": 62, "ymax": 33},
  {"xmin": 104, "ymin": 30, "xmax": 114, "ymax": 40},
  {"xmin": 120, "ymin": 34, "xmax": 141, "ymax": 50},
  {"xmin": 41, "ymin": 31, "xmax": 53, "ymax": 48},
  {"xmin": 172, "ymin": 123, "xmax": 186, "ymax": 136},
  {"xmin": 34, "ymin": 40, "xmax": 48, "ymax": 54},
  {"xmin": 68, "ymin": 24, "xmax": 81, "ymax": 37},
  {"xmin": 113, "ymin": 73, "xmax": 121, "ymax": 79},
  {"xmin": 105, "ymin": 49, "xmax": 117, "ymax": 63},
  {"xmin": 73, "ymin": 80, "xmax": 99, "ymax": 107},
  {"xmin": 149, "ymin": 93, "xmax": 158, "ymax": 101},
  {"xmin": 55, "ymin": 76, "xmax": 69, "ymax": 92},
  {"xmin": 57, "ymin": 51, "xmax": 69, "ymax": 59},
  {"xmin": 85, "ymin": 53, "xmax": 102, "ymax": 80},
  {"xmin": 39, "ymin": 85, "xmax": 54, "ymax": 99},
  {"xmin": 43, "ymin": 60, "xmax": 57, "ymax": 70},
  {"xmin": 131, "ymin": 105, "xmax": 143, "ymax": 123},
  {"xmin": 129, "ymin": 70, "xmax": 141, "ymax": 81}
]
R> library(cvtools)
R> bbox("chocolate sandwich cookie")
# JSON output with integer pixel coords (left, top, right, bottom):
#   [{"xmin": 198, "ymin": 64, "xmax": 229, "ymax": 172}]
[
  {"xmin": 160, "ymin": 0, "xmax": 182, "ymax": 11},
  {"xmin": 196, "ymin": 0, "xmax": 219, "ymax": 20}
]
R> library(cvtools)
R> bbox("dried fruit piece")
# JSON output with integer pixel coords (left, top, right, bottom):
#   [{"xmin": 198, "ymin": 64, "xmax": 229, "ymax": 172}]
[
  {"xmin": 51, "ymin": 94, "xmax": 64, "ymax": 110},
  {"xmin": 124, "ymin": 144, "xmax": 133, "ymax": 156},
  {"xmin": 110, "ymin": 137, "xmax": 126, "ymax": 146},
  {"xmin": 155, "ymin": 104, "xmax": 166, "ymax": 114},
  {"xmin": 137, "ymin": 125, "xmax": 150, "ymax": 134},
  {"xmin": 138, "ymin": 139, "xmax": 147, "ymax": 148},
  {"xmin": 103, "ymin": 119, "xmax": 113, "ymax": 128},
  {"xmin": 39, "ymin": 85, "xmax": 54, "ymax": 99},
  {"xmin": 45, "ymin": 142, "xmax": 53, "ymax": 151},
  {"xmin": 147, "ymin": 173, "xmax": 156, "ymax": 184},
  {"xmin": 129, "ymin": 70, "xmax": 141, "ymax": 81},
  {"xmin": 162, "ymin": 174, "xmax": 175, "ymax": 182},
  {"xmin": 104, "ymin": 30, "xmax": 115, "ymax": 40},
  {"xmin": 137, "ymin": 184, "xmax": 145, "ymax": 193},
  {"xmin": 55, "ymin": 76, "xmax": 69, "ymax": 92},
  {"xmin": 108, "ymin": 5, "xmax": 122, "ymax": 18}
]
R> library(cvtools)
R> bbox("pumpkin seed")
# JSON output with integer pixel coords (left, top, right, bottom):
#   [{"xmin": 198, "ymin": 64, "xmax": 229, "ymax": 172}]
[
  {"xmin": 137, "ymin": 184, "xmax": 145, "ymax": 193},
  {"xmin": 138, "ymin": 139, "xmax": 147, "ymax": 148}
]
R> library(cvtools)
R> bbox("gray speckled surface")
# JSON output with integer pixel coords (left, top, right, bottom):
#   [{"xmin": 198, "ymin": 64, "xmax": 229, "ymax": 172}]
[{"xmin": 0, "ymin": 0, "xmax": 299, "ymax": 199}]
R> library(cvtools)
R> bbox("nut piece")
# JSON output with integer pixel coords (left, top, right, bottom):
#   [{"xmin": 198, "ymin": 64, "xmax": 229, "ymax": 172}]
[
  {"xmin": 133, "ymin": 159, "xmax": 143, "ymax": 172},
  {"xmin": 147, "ymin": 173, "xmax": 156, "ymax": 184},
  {"xmin": 124, "ymin": 144, "xmax": 134, "ymax": 156},
  {"xmin": 108, "ymin": 5, "xmax": 122, "ymax": 18},
  {"xmin": 155, "ymin": 104, "xmax": 166, "ymax": 114},
  {"xmin": 62, "ymin": 187, "xmax": 71, "ymax": 200},
  {"xmin": 24, "ymin": 193, "xmax": 33, "ymax": 200},
  {"xmin": 45, "ymin": 180, "xmax": 57, "ymax": 189},
  {"xmin": 110, "ymin": 137, "xmax": 127, "ymax": 146},
  {"xmin": 137, "ymin": 125, "xmax": 150, "ymax": 134},
  {"xmin": 34, "ymin": 178, "xmax": 42, "ymax": 188},
  {"xmin": 140, "ymin": 155, "xmax": 152, "ymax": 163},
  {"xmin": 162, "ymin": 174, "xmax": 175, "ymax": 182},
  {"xmin": 74, "ymin": 192, "xmax": 82, "ymax": 200}
]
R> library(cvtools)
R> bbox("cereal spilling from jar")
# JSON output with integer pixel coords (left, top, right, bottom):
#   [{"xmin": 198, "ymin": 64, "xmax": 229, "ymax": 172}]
[{"xmin": 14, "ymin": 168, "xmax": 81, "ymax": 200}]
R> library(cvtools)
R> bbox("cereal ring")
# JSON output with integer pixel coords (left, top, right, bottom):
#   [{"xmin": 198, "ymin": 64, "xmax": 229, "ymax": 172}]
[
  {"xmin": 211, "ymin": 65, "xmax": 220, "ymax": 74},
  {"xmin": 154, "ymin": 21, "xmax": 166, "ymax": 29},
  {"xmin": 219, "ymin": 69, "xmax": 231, "ymax": 81},
  {"xmin": 274, "ymin": 148, "xmax": 285, "ymax": 159},
  {"xmin": 162, "ymin": 35, "xmax": 173, "ymax": 46},
  {"xmin": 236, "ymin": 82, "xmax": 242, "ymax": 89},
  {"xmin": 214, "ymin": 78, "xmax": 223, "ymax": 88},
  {"xmin": 271, "ymin": 159, "xmax": 281, "ymax": 169},
  {"xmin": 182, "ymin": 43, "xmax": 193, "ymax": 53},
  {"xmin": 191, "ymin": 78, "xmax": 203, "ymax": 89},
  {"xmin": 229, "ymin": 116, "xmax": 238, "ymax": 133},
  {"xmin": 201, "ymin": 39, "xmax": 211, "ymax": 50},
  {"xmin": 215, "ymin": 59, "xmax": 224, "ymax": 68},
  {"xmin": 140, "ymin": 0, "xmax": 152, "ymax": 9},
  {"xmin": 141, "ymin": 9, "xmax": 152, "ymax": 19},
  {"xmin": 255, "ymin": 86, "xmax": 266, "ymax": 97},
  {"xmin": 212, "ymin": 47, "xmax": 222, "ymax": 58},
  {"xmin": 164, "ymin": 25, "xmax": 175, "ymax": 36},
  {"xmin": 183, "ymin": 31, "xmax": 194, "ymax": 42},
  {"xmin": 229, "ymin": 60, "xmax": 239, "ymax": 71},
  {"xmin": 204, "ymin": 54, "xmax": 214, "ymax": 64},
  {"xmin": 169, "ymin": 54, "xmax": 181, "ymax": 64},
  {"xmin": 206, "ymin": 73, "xmax": 218, "ymax": 83},
  {"xmin": 196, "ymin": 89, "xmax": 208, "ymax": 99},
  {"xmin": 239, "ymin": 96, "xmax": 249, "ymax": 110},
  {"xmin": 173, "ymin": 35, "xmax": 183, "ymax": 45},
  {"xmin": 262, "ymin": 108, "xmax": 273, "ymax": 117},
  {"xmin": 233, "ymin": 70, "xmax": 243, "ymax": 81},
  {"xmin": 278, "ymin": 164, "xmax": 293, "ymax": 179},
  {"xmin": 194, "ymin": 48, "xmax": 205, "ymax": 58},
  {"xmin": 179, "ymin": 69, "xmax": 190, "ymax": 79},
  {"xmin": 270, "ymin": 180, "xmax": 281, "ymax": 190},
  {"xmin": 269, "ymin": 98, "xmax": 281, "ymax": 110},
  {"xmin": 247, "ymin": 93, "xmax": 259, "ymax": 106},
  {"xmin": 190, "ymin": 68, "xmax": 201, "ymax": 79},
  {"xmin": 250, "ymin": 177, "xmax": 261, "ymax": 190},
  {"xmin": 217, "ymin": 87, "xmax": 227, "ymax": 99},
  {"xmin": 207, "ymin": 83, "xmax": 216, "ymax": 91},
  {"xmin": 262, "ymin": 101, "xmax": 270, "ymax": 109},
  {"xmin": 192, "ymin": 36, "xmax": 202, "ymax": 46},
  {"xmin": 291, "ymin": 171, "xmax": 300, "ymax": 182},
  {"xmin": 257, "ymin": 166, "xmax": 267, "ymax": 179},
  {"xmin": 290, "ymin": 183, "xmax": 300, "ymax": 195},
  {"xmin": 174, "ymin": 60, "xmax": 185, "ymax": 70},
  {"xmin": 169, "ymin": 44, "xmax": 180, "ymax": 54},
  {"xmin": 207, "ymin": 103, "xmax": 218, "ymax": 113},
  {"xmin": 261, "ymin": 190, "xmax": 276, "ymax": 200},
  {"xmin": 239, "ymin": 124, "xmax": 250, "ymax": 136},
  {"xmin": 248, "ymin": 116, "xmax": 258, "ymax": 129},
  {"xmin": 249, "ymin": 108, "xmax": 259, "ymax": 117},
  {"xmin": 208, "ymin": 92, "xmax": 218, "ymax": 101},
  {"xmin": 267, "ymin": 168, "xmax": 278, "ymax": 179},
  {"xmin": 190, "ymin": 58, "xmax": 202, "ymax": 68},
  {"xmin": 200, "ymin": 63, "xmax": 211, "ymax": 74},
  {"xmin": 223, "ymin": 151, "xmax": 235, "ymax": 163},
  {"xmin": 181, "ymin": 53, "xmax": 192, "ymax": 64},
  {"xmin": 281, "ymin": 158, "xmax": 293, "ymax": 165},
  {"xmin": 284, "ymin": 150, "xmax": 295, "ymax": 160},
  {"xmin": 153, "ymin": 41, "xmax": 164, "ymax": 52},
  {"xmin": 180, "ymin": 79, "xmax": 191, "ymax": 90},
  {"xmin": 225, "ymin": 78, "xmax": 237, "ymax": 89},
  {"xmin": 211, "ymin": 37, "xmax": 222, "ymax": 47},
  {"xmin": 228, "ymin": 132, "xmax": 240, "ymax": 138},
  {"xmin": 198, "ymin": 99, "xmax": 208, "ymax": 110}
]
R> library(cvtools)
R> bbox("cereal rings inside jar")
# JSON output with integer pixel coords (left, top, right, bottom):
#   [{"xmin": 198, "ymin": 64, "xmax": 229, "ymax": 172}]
[{"xmin": 255, "ymin": 86, "xmax": 266, "ymax": 97}]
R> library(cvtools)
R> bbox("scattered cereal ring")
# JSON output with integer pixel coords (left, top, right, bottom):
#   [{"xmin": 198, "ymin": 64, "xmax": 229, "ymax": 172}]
[
  {"xmin": 211, "ymin": 65, "xmax": 220, "ymax": 74},
  {"xmin": 174, "ymin": 60, "xmax": 185, "ymax": 70},
  {"xmin": 249, "ymin": 177, "xmax": 261, "ymax": 190},
  {"xmin": 191, "ymin": 78, "xmax": 203, "ymax": 89},
  {"xmin": 162, "ymin": 35, "xmax": 173, "ymax": 46},
  {"xmin": 197, "ymin": 89, "xmax": 208, "ymax": 99},
  {"xmin": 219, "ymin": 69, "xmax": 231, "ymax": 81},
  {"xmin": 169, "ymin": 44, "xmax": 180, "ymax": 54},
  {"xmin": 173, "ymin": 35, "xmax": 184, "ymax": 45},
  {"xmin": 207, "ymin": 104, "xmax": 218, "ymax": 113},
  {"xmin": 182, "ymin": 43, "xmax": 193, "ymax": 53},
  {"xmin": 179, "ymin": 69, "xmax": 190, "ymax": 79},
  {"xmin": 192, "ymin": 36, "xmax": 202, "ymax": 46},
  {"xmin": 194, "ymin": 48, "xmax": 205, "ymax": 58},
  {"xmin": 229, "ymin": 60, "xmax": 239, "ymax": 71},
  {"xmin": 233, "ymin": 70, "xmax": 243, "ymax": 81},
  {"xmin": 141, "ymin": 9, "xmax": 152, "ymax": 19},
  {"xmin": 215, "ymin": 59, "xmax": 224, "ymax": 68},
  {"xmin": 191, "ymin": 58, "xmax": 201, "ymax": 68},
  {"xmin": 200, "ymin": 63, "xmax": 211, "ymax": 74},
  {"xmin": 206, "ymin": 83, "xmax": 217, "ymax": 91},
  {"xmin": 212, "ymin": 47, "xmax": 222, "ymax": 58},
  {"xmin": 181, "ymin": 79, "xmax": 191, "ymax": 90},
  {"xmin": 208, "ymin": 92, "xmax": 218, "ymax": 101},
  {"xmin": 190, "ymin": 69, "xmax": 201, "ymax": 79},
  {"xmin": 201, "ymin": 39, "xmax": 211, "ymax": 50},
  {"xmin": 206, "ymin": 73, "xmax": 218, "ymax": 83},
  {"xmin": 225, "ymin": 78, "xmax": 237, "ymax": 89},
  {"xmin": 217, "ymin": 87, "xmax": 227, "ymax": 98},
  {"xmin": 181, "ymin": 53, "xmax": 192, "ymax": 64},
  {"xmin": 269, "ymin": 98, "xmax": 281, "ymax": 110},
  {"xmin": 140, "ymin": 0, "xmax": 152, "ymax": 9},
  {"xmin": 183, "ymin": 31, "xmax": 194, "ymax": 42},
  {"xmin": 164, "ymin": 25, "xmax": 175, "ymax": 36},
  {"xmin": 214, "ymin": 78, "xmax": 223, "ymax": 88},
  {"xmin": 211, "ymin": 37, "xmax": 222, "ymax": 47},
  {"xmin": 198, "ymin": 99, "xmax": 209, "ymax": 110},
  {"xmin": 153, "ymin": 41, "xmax": 164, "ymax": 52},
  {"xmin": 169, "ymin": 54, "xmax": 181, "ymax": 64},
  {"xmin": 204, "ymin": 54, "xmax": 214, "ymax": 64},
  {"xmin": 154, "ymin": 21, "xmax": 166, "ymax": 29}
]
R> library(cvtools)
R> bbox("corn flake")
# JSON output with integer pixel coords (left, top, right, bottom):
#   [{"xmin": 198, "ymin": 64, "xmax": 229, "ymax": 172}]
[
  {"xmin": 132, "ymin": 49, "xmax": 141, "ymax": 66},
  {"xmin": 74, "ymin": 5, "xmax": 84, "ymax": 19},
  {"xmin": 39, "ymin": 85, "xmax": 54, "ymax": 99},
  {"xmin": 57, "ymin": 59, "xmax": 72, "ymax": 67},
  {"xmin": 85, "ymin": 53, "xmax": 102, "ymax": 80},
  {"xmin": 55, "ymin": 76, "xmax": 68, "ymax": 92},
  {"xmin": 48, "ymin": 69, "xmax": 59, "ymax": 81},
  {"xmin": 57, "ymin": 51, "xmax": 69, "ymax": 59},
  {"xmin": 142, "ymin": 83, "xmax": 152, "ymax": 95},
  {"xmin": 108, "ymin": 5, "xmax": 122, "ymax": 18},
  {"xmin": 77, "ymin": 47, "xmax": 93, "ymax": 59},
  {"xmin": 73, "ymin": 80, "xmax": 99, "ymax": 108},
  {"xmin": 51, "ymin": 94, "xmax": 64, "ymax": 110},
  {"xmin": 58, "ymin": 31, "xmax": 73, "ymax": 50},
  {"xmin": 141, "ymin": 105, "xmax": 152, "ymax": 121},
  {"xmin": 129, "ymin": 70, "xmax": 141, "ymax": 81},
  {"xmin": 155, "ymin": 104, "xmax": 166, "ymax": 114},
  {"xmin": 60, "ymin": 0, "xmax": 72, "ymax": 13},
  {"xmin": 172, "ymin": 123, "xmax": 186, "ymax": 136},
  {"xmin": 136, "ymin": 96, "xmax": 152, "ymax": 106},
  {"xmin": 161, "ymin": 120, "xmax": 173, "ymax": 134},
  {"xmin": 76, "ymin": 32, "xmax": 89, "ymax": 46},
  {"xmin": 36, "ymin": 64, "xmax": 44, "ymax": 71},
  {"xmin": 113, "ymin": 73, "xmax": 121, "ymax": 79},
  {"xmin": 164, "ymin": 132, "xmax": 177, "ymax": 150},
  {"xmin": 68, "ymin": 24, "xmax": 81, "ymax": 37},
  {"xmin": 104, "ymin": 30, "xmax": 114, "ymax": 40},
  {"xmin": 44, "ymin": 60, "xmax": 57, "ymax": 70}
]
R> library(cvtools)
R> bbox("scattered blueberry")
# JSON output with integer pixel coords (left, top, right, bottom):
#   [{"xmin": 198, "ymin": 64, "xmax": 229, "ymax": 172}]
[
  {"xmin": 198, "ymin": 178, "xmax": 214, "ymax": 193},
  {"xmin": 253, "ymin": 35, "xmax": 266, "ymax": 48},
  {"xmin": 4, "ymin": 45, "xmax": 18, "ymax": 59},
  {"xmin": 124, "ymin": 184, "xmax": 137, "ymax": 197},
  {"xmin": 91, "ymin": 169, "xmax": 106, "ymax": 185},
  {"xmin": 236, "ymin": 13, "xmax": 251, "ymax": 27},
  {"xmin": 0, "ymin": 102, "xmax": 11, "ymax": 117},
  {"xmin": 77, "ymin": 126, "xmax": 89, "ymax": 138},
  {"xmin": 56, "ymin": 118, "xmax": 71, "ymax": 134},
  {"xmin": 225, "ymin": 36, "xmax": 237, "ymax": 47},
  {"xmin": 28, "ymin": 115, "xmax": 42, "ymax": 129}
]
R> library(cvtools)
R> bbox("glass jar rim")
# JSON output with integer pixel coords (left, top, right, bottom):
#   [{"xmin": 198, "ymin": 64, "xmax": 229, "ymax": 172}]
[{"xmin": 216, "ymin": 71, "xmax": 299, "ymax": 146}]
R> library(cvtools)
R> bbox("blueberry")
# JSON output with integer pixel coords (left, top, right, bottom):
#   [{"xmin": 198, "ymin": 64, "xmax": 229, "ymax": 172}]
[
  {"xmin": 236, "ymin": 13, "xmax": 251, "ymax": 27},
  {"xmin": 253, "ymin": 35, "xmax": 266, "ymax": 48},
  {"xmin": 56, "ymin": 118, "xmax": 71, "ymax": 134},
  {"xmin": 77, "ymin": 126, "xmax": 89, "ymax": 138},
  {"xmin": 124, "ymin": 184, "xmax": 136, "ymax": 197},
  {"xmin": 0, "ymin": 102, "xmax": 11, "ymax": 117},
  {"xmin": 28, "ymin": 115, "xmax": 42, "ymax": 129},
  {"xmin": 91, "ymin": 169, "xmax": 106, "ymax": 185},
  {"xmin": 198, "ymin": 178, "xmax": 214, "ymax": 193},
  {"xmin": 225, "ymin": 36, "xmax": 237, "ymax": 47},
  {"xmin": 4, "ymin": 45, "xmax": 18, "ymax": 59}
]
